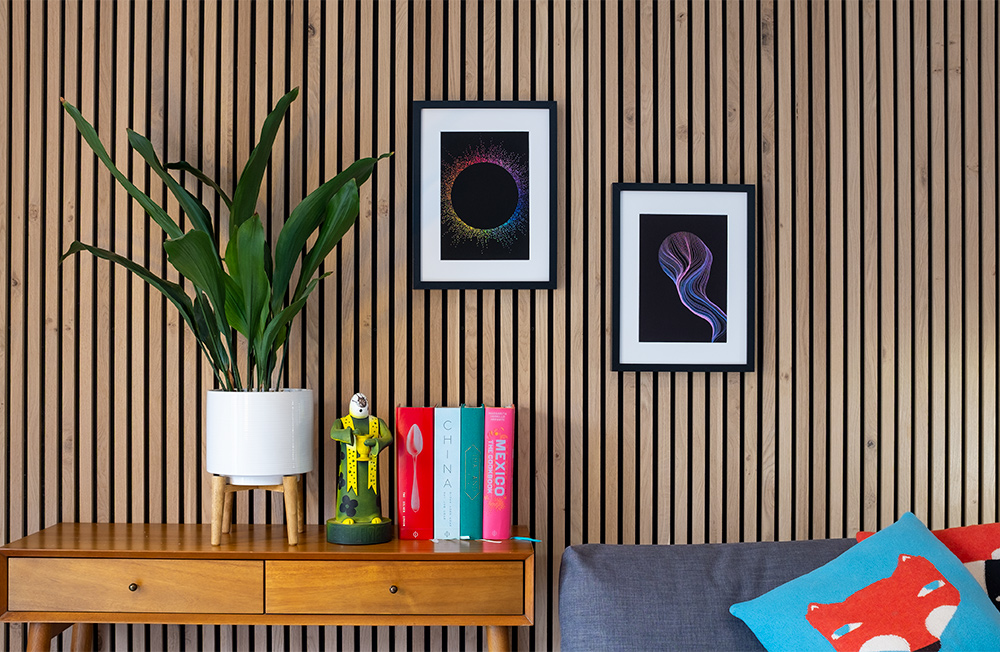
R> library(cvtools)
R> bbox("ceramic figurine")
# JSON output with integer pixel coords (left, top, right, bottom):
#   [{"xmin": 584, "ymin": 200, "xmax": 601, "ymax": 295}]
[{"xmin": 327, "ymin": 393, "xmax": 394, "ymax": 544}]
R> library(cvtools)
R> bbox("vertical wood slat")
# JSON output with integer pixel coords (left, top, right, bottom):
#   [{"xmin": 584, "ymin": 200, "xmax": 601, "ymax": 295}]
[
  {"xmin": 826, "ymin": 0, "xmax": 846, "ymax": 538},
  {"xmin": 843, "ymin": 0, "xmax": 862, "ymax": 538},
  {"xmin": 758, "ymin": 0, "xmax": 776, "ymax": 542},
  {"xmin": 809, "ymin": 0, "xmax": 829, "ymax": 540},
  {"xmin": 742, "ymin": 0, "xmax": 760, "ymax": 544},
  {"xmin": 912, "ymin": 0, "xmax": 932, "ymax": 526},
  {"xmin": 792, "ymin": 0, "xmax": 811, "ymax": 542},
  {"xmin": 981, "ymin": 0, "xmax": 999, "ymax": 525},
  {"xmin": 878, "ymin": 0, "xmax": 898, "ymax": 530},
  {"xmin": 26, "ymin": 0, "xmax": 43, "ymax": 538},
  {"xmin": 2, "ymin": 1, "xmax": 999, "ymax": 650},
  {"xmin": 962, "ymin": 0, "xmax": 982, "ymax": 526},
  {"xmin": 894, "ymin": 0, "xmax": 914, "ymax": 527},
  {"xmin": 928, "ymin": 0, "xmax": 948, "ymax": 531},
  {"xmin": 775, "ymin": 0, "xmax": 792, "ymax": 543},
  {"xmin": 861, "ymin": 0, "xmax": 879, "ymax": 534}
]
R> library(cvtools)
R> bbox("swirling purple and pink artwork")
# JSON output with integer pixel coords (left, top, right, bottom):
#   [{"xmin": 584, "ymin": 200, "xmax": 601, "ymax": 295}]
[{"xmin": 658, "ymin": 232, "xmax": 727, "ymax": 342}]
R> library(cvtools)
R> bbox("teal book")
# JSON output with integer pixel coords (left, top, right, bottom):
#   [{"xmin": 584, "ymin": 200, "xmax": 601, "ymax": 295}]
[{"xmin": 459, "ymin": 405, "xmax": 485, "ymax": 540}]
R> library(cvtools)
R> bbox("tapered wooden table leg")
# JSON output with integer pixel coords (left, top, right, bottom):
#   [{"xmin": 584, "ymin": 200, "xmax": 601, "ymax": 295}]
[
  {"xmin": 211, "ymin": 474, "xmax": 227, "ymax": 545},
  {"xmin": 486, "ymin": 625, "xmax": 511, "ymax": 652},
  {"xmin": 282, "ymin": 475, "xmax": 299, "ymax": 545},
  {"xmin": 70, "ymin": 623, "xmax": 94, "ymax": 651},
  {"xmin": 26, "ymin": 623, "xmax": 70, "ymax": 652}
]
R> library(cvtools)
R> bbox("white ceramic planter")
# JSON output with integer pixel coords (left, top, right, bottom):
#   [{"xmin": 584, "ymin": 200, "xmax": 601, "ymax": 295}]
[{"xmin": 206, "ymin": 389, "xmax": 315, "ymax": 486}]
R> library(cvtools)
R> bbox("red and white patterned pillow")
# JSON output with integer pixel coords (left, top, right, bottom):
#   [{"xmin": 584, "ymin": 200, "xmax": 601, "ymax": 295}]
[{"xmin": 858, "ymin": 522, "xmax": 1000, "ymax": 610}]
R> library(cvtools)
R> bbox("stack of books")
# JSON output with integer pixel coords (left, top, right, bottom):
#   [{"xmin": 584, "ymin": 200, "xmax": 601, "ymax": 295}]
[{"xmin": 395, "ymin": 405, "xmax": 515, "ymax": 540}]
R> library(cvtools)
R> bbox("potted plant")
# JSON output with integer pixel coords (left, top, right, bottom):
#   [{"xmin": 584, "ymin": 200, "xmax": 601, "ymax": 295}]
[{"xmin": 60, "ymin": 87, "xmax": 389, "ymax": 487}]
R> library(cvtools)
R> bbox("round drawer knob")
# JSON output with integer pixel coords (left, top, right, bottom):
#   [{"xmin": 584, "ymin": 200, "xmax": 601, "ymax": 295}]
[
  {"xmin": 388, "ymin": 585, "xmax": 398, "ymax": 594},
  {"xmin": 128, "ymin": 583, "xmax": 138, "ymax": 592}
]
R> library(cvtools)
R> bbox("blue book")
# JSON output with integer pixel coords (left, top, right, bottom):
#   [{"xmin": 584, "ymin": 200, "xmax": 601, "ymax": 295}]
[{"xmin": 434, "ymin": 407, "xmax": 461, "ymax": 539}]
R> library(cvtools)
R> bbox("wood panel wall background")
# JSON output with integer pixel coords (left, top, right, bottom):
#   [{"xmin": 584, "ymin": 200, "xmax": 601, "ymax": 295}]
[{"xmin": 1, "ymin": 0, "xmax": 997, "ymax": 650}]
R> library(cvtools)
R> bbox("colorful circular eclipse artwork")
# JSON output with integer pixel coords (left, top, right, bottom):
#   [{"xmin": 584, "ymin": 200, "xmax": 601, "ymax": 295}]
[{"xmin": 440, "ymin": 131, "xmax": 530, "ymax": 260}]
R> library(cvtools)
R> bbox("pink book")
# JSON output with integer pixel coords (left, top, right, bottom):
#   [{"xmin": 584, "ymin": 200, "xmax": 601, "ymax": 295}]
[
  {"xmin": 396, "ymin": 406, "xmax": 435, "ymax": 540},
  {"xmin": 483, "ymin": 406, "xmax": 515, "ymax": 539}
]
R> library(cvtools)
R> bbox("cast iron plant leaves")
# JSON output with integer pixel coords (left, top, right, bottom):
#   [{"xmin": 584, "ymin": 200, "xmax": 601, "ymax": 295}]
[{"xmin": 60, "ymin": 88, "xmax": 390, "ymax": 391}]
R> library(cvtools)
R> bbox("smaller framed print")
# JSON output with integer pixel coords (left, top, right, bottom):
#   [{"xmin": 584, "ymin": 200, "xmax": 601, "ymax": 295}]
[
  {"xmin": 612, "ymin": 183, "xmax": 756, "ymax": 372},
  {"xmin": 411, "ymin": 100, "xmax": 557, "ymax": 289}
]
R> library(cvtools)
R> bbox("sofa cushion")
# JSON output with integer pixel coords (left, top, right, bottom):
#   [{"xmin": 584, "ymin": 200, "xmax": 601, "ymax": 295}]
[
  {"xmin": 730, "ymin": 513, "xmax": 1000, "ymax": 651},
  {"xmin": 558, "ymin": 537, "xmax": 855, "ymax": 651},
  {"xmin": 859, "ymin": 521, "xmax": 1000, "ymax": 609}
]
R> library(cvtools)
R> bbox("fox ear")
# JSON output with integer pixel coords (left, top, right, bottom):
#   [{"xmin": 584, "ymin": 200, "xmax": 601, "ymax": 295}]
[
  {"xmin": 808, "ymin": 603, "xmax": 820, "ymax": 611},
  {"xmin": 899, "ymin": 554, "xmax": 912, "ymax": 562}
]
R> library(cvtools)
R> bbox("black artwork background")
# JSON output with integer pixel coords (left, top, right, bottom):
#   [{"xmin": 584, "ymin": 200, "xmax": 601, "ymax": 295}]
[
  {"xmin": 638, "ymin": 213, "xmax": 728, "ymax": 343},
  {"xmin": 440, "ymin": 131, "xmax": 530, "ymax": 260}
]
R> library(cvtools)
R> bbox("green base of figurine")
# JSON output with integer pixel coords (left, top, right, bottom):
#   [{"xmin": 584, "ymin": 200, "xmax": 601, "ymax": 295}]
[{"xmin": 326, "ymin": 518, "xmax": 394, "ymax": 545}]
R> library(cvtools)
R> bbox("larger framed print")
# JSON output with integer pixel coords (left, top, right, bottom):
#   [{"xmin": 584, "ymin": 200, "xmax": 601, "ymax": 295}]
[
  {"xmin": 612, "ymin": 183, "xmax": 756, "ymax": 372},
  {"xmin": 411, "ymin": 100, "xmax": 557, "ymax": 289}
]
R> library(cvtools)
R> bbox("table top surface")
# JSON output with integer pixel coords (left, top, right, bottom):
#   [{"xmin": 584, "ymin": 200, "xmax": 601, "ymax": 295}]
[{"xmin": 1, "ymin": 523, "xmax": 533, "ymax": 561}]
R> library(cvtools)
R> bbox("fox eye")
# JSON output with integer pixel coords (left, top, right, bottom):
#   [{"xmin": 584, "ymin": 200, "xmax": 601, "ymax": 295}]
[
  {"xmin": 832, "ymin": 622, "xmax": 862, "ymax": 639},
  {"xmin": 918, "ymin": 580, "xmax": 945, "ymax": 597}
]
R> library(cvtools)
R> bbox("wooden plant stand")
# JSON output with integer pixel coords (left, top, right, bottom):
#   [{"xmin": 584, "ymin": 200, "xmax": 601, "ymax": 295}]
[
  {"xmin": 210, "ymin": 474, "xmax": 305, "ymax": 546},
  {"xmin": 1, "ymin": 523, "xmax": 534, "ymax": 652}
]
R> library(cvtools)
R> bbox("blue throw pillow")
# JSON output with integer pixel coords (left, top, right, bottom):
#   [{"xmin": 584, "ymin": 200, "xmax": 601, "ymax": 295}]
[{"xmin": 730, "ymin": 512, "xmax": 1000, "ymax": 651}]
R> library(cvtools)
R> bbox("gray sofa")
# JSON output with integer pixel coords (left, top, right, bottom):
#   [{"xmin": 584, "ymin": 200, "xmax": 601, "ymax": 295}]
[{"xmin": 559, "ymin": 538, "xmax": 856, "ymax": 651}]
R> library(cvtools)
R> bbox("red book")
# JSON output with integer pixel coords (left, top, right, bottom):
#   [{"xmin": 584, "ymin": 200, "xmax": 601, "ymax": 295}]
[
  {"xmin": 396, "ymin": 406, "xmax": 435, "ymax": 540},
  {"xmin": 483, "ymin": 406, "xmax": 515, "ymax": 539}
]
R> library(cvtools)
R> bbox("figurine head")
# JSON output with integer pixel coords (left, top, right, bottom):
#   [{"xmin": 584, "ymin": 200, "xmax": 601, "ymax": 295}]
[{"xmin": 349, "ymin": 393, "xmax": 370, "ymax": 419}]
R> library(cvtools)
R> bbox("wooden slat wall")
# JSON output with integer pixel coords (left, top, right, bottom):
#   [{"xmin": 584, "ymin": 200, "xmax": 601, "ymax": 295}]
[{"xmin": 2, "ymin": 1, "xmax": 998, "ymax": 650}]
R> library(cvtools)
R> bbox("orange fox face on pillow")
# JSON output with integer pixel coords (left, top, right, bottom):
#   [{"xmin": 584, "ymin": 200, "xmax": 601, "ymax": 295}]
[{"xmin": 805, "ymin": 554, "xmax": 959, "ymax": 652}]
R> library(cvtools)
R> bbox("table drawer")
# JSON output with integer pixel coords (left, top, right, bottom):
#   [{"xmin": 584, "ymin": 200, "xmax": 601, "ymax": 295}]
[
  {"xmin": 8, "ymin": 558, "xmax": 263, "ymax": 613},
  {"xmin": 266, "ymin": 561, "xmax": 524, "ymax": 615}
]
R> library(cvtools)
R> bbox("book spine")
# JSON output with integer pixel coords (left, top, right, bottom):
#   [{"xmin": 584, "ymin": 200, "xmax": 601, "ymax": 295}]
[
  {"xmin": 434, "ymin": 407, "xmax": 461, "ymax": 539},
  {"xmin": 395, "ymin": 406, "xmax": 435, "ymax": 540},
  {"xmin": 483, "ymin": 406, "xmax": 514, "ymax": 539},
  {"xmin": 459, "ymin": 406, "xmax": 485, "ymax": 540}
]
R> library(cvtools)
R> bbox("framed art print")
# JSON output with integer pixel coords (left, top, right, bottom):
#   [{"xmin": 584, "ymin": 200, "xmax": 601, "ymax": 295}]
[
  {"xmin": 612, "ymin": 183, "xmax": 756, "ymax": 372},
  {"xmin": 411, "ymin": 100, "xmax": 557, "ymax": 289}
]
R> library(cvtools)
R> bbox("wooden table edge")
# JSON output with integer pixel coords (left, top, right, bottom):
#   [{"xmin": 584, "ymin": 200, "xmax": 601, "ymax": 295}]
[{"xmin": 2, "ymin": 523, "xmax": 535, "ymax": 652}]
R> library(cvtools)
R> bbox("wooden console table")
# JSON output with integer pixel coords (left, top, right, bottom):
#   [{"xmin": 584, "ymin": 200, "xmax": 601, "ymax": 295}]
[{"xmin": 1, "ymin": 523, "xmax": 534, "ymax": 651}]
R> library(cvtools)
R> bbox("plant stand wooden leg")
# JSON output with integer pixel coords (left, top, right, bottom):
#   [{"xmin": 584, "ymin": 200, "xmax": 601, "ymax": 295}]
[
  {"xmin": 211, "ymin": 475, "xmax": 227, "ymax": 546},
  {"xmin": 485, "ymin": 625, "xmax": 510, "ymax": 652},
  {"xmin": 26, "ymin": 623, "xmax": 70, "ymax": 652},
  {"xmin": 282, "ymin": 475, "xmax": 299, "ymax": 545},
  {"xmin": 70, "ymin": 623, "xmax": 94, "ymax": 652},
  {"xmin": 222, "ymin": 488, "xmax": 234, "ymax": 534},
  {"xmin": 296, "ymin": 474, "xmax": 305, "ymax": 533}
]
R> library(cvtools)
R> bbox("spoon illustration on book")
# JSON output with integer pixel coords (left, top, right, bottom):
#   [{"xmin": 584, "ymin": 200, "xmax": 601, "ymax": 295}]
[{"xmin": 406, "ymin": 423, "xmax": 423, "ymax": 512}]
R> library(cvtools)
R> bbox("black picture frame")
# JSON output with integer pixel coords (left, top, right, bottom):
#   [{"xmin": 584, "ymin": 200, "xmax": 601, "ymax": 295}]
[
  {"xmin": 612, "ymin": 183, "xmax": 756, "ymax": 372},
  {"xmin": 411, "ymin": 100, "xmax": 557, "ymax": 289}
]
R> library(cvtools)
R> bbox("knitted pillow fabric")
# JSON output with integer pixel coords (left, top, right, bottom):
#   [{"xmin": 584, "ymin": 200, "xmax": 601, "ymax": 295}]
[
  {"xmin": 730, "ymin": 513, "xmax": 1000, "ymax": 651},
  {"xmin": 858, "ymin": 521, "xmax": 1000, "ymax": 610}
]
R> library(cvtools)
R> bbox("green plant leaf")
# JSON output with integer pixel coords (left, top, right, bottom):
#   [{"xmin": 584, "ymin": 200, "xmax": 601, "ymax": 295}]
[
  {"xmin": 127, "ymin": 130, "xmax": 216, "ymax": 246},
  {"xmin": 270, "ymin": 155, "xmax": 388, "ymax": 313},
  {"xmin": 166, "ymin": 160, "xmax": 233, "ymax": 210},
  {"xmin": 61, "ymin": 240, "xmax": 202, "ymax": 350},
  {"xmin": 256, "ymin": 271, "xmax": 331, "ymax": 386},
  {"xmin": 225, "ymin": 215, "xmax": 272, "ymax": 341},
  {"xmin": 61, "ymin": 99, "xmax": 183, "ymax": 239},
  {"xmin": 192, "ymin": 290, "xmax": 232, "ymax": 389},
  {"xmin": 229, "ymin": 87, "xmax": 300, "ymax": 239},
  {"xmin": 162, "ymin": 230, "xmax": 228, "ymax": 335},
  {"xmin": 224, "ymin": 273, "xmax": 250, "ymax": 337},
  {"xmin": 293, "ymin": 179, "xmax": 359, "ymax": 302}
]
